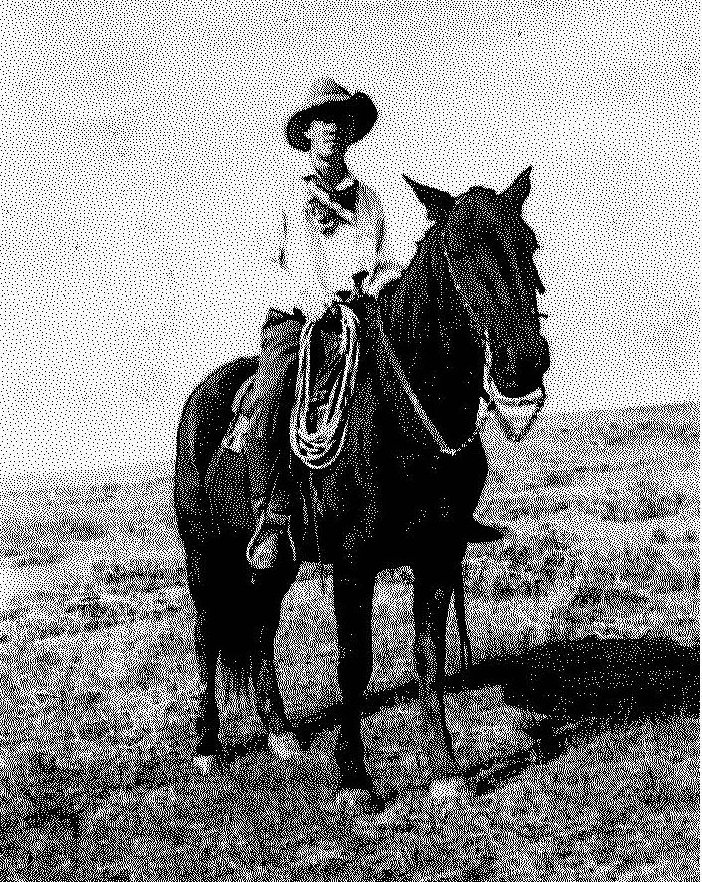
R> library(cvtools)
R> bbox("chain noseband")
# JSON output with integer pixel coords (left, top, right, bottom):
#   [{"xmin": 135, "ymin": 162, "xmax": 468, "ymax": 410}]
[{"xmin": 486, "ymin": 381, "xmax": 547, "ymax": 442}]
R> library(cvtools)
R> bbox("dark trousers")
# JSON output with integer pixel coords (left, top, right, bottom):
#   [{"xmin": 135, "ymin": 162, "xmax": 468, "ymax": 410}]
[{"xmin": 245, "ymin": 309, "xmax": 305, "ymax": 510}]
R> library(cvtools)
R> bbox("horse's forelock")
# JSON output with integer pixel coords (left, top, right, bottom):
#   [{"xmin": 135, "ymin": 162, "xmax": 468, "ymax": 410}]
[
  {"xmin": 458, "ymin": 189, "xmax": 544, "ymax": 298},
  {"xmin": 382, "ymin": 190, "xmax": 544, "ymax": 351}
]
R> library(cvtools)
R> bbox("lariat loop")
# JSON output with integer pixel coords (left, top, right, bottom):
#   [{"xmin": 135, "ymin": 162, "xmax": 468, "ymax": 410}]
[{"xmin": 290, "ymin": 304, "xmax": 362, "ymax": 469}]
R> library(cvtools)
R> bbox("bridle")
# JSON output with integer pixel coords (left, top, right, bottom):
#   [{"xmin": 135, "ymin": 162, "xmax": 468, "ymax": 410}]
[
  {"xmin": 376, "ymin": 231, "xmax": 546, "ymax": 456},
  {"xmin": 441, "ymin": 233, "xmax": 547, "ymax": 444},
  {"xmin": 291, "ymin": 226, "xmax": 548, "ymax": 471}
]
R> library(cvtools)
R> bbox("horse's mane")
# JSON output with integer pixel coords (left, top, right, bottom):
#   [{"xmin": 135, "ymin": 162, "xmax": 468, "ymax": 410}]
[
  {"xmin": 381, "ymin": 186, "xmax": 545, "ymax": 332},
  {"xmin": 378, "ymin": 223, "xmax": 446, "ymax": 367},
  {"xmin": 377, "ymin": 222, "xmax": 485, "ymax": 447}
]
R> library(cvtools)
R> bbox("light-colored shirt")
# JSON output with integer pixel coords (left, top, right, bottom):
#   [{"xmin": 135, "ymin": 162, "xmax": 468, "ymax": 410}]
[{"xmin": 268, "ymin": 171, "xmax": 395, "ymax": 319}]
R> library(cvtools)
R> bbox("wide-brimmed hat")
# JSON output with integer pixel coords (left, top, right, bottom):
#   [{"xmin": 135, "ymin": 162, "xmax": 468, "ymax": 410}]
[{"xmin": 286, "ymin": 79, "xmax": 378, "ymax": 151}]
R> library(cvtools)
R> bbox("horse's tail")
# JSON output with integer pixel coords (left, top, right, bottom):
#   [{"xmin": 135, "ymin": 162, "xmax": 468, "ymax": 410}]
[
  {"xmin": 218, "ymin": 581, "xmax": 286, "ymax": 708},
  {"xmin": 454, "ymin": 576, "xmax": 472, "ymax": 682},
  {"xmin": 184, "ymin": 533, "xmax": 260, "ymax": 713},
  {"xmin": 175, "ymin": 356, "xmax": 261, "ymax": 709}
]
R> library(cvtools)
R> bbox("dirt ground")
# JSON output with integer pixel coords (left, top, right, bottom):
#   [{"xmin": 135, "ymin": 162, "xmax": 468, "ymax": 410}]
[{"xmin": 0, "ymin": 400, "xmax": 698, "ymax": 881}]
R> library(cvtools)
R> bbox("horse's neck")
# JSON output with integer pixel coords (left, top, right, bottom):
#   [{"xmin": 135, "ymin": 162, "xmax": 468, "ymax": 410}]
[
  {"xmin": 378, "ymin": 234, "xmax": 484, "ymax": 448},
  {"xmin": 379, "ymin": 236, "xmax": 438, "ymax": 376}
]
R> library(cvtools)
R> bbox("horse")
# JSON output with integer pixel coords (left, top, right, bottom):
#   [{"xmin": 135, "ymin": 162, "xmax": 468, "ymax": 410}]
[{"xmin": 173, "ymin": 167, "xmax": 550, "ymax": 809}]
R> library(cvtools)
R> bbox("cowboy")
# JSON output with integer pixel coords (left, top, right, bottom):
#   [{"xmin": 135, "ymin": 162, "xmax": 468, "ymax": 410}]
[
  {"xmin": 245, "ymin": 79, "xmax": 402, "ymax": 571},
  {"xmin": 245, "ymin": 79, "xmax": 502, "ymax": 573}
]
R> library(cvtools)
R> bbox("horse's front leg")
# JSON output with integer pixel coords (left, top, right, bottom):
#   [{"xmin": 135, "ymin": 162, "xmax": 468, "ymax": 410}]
[
  {"xmin": 412, "ymin": 557, "xmax": 464, "ymax": 784},
  {"xmin": 333, "ymin": 562, "xmax": 376, "ymax": 804}
]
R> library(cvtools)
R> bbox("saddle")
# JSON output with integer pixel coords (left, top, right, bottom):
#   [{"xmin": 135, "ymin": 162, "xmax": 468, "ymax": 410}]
[
  {"xmin": 220, "ymin": 374, "xmax": 257, "ymax": 455},
  {"xmin": 210, "ymin": 304, "xmax": 366, "ymax": 553}
]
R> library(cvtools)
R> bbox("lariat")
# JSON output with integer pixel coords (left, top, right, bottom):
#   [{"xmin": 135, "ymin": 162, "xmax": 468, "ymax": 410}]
[{"xmin": 290, "ymin": 304, "xmax": 362, "ymax": 469}]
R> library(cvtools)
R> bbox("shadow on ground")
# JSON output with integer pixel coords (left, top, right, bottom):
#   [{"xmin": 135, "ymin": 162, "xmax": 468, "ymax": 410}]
[
  {"xmin": 222, "ymin": 636, "xmax": 700, "ymax": 790},
  {"xmin": 469, "ymin": 635, "xmax": 700, "ymax": 794}
]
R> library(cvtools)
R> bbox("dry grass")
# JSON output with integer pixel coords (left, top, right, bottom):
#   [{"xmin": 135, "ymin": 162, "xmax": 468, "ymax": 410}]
[
  {"xmin": 589, "ymin": 480, "xmax": 691, "ymax": 522},
  {"xmin": 0, "ymin": 400, "xmax": 698, "ymax": 881}
]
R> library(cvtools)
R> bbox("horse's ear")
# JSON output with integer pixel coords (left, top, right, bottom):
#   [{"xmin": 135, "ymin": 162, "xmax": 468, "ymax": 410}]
[
  {"xmin": 502, "ymin": 166, "xmax": 532, "ymax": 211},
  {"xmin": 402, "ymin": 174, "xmax": 455, "ymax": 222}
]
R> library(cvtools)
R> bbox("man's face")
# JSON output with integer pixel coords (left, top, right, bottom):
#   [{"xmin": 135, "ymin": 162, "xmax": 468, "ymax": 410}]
[{"xmin": 305, "ymin": 113, "xmax": 353, "ymax": 159}]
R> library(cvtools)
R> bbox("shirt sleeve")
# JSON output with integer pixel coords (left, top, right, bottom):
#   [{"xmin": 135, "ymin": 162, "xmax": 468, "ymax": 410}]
[
  {"xmin": 365, "ymin": 188, "xmax": 390, "ymax": 261},
  {"xmin": 375, "ymin": 205, "xmax": 387, "ymax": 256},
  {"xmin": 364, "ymin": 188, "xmax": 404, "ymax": 298},
  {"xmin": 269, "ymin": 204, "xmax": 286, "ymax": 266},
  {"xmin": 264, "ymin": 203, "xmax": 307, "ymax": 313}
]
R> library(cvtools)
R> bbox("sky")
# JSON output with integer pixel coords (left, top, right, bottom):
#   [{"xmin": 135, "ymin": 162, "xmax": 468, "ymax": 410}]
[{"xmin": 0, "ymin": 0, "xmax": 699, "ymax": 477}]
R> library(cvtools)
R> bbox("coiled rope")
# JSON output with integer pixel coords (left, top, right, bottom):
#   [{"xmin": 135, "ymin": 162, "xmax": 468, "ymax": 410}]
[{"xmin": 290, "ymin": 304, "xmax": 362, "ymax": 470}]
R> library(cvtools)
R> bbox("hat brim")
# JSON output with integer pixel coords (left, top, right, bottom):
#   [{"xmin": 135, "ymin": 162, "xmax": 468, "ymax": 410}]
[{"xmin": 286, "ymin": 92, "xmax": 377, "ymax": 151}]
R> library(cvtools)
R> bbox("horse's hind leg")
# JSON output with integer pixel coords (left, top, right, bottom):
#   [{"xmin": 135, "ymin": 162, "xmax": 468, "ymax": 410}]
[
  {"xmin": 194, "ymin": 609, "xmax": 221, "ymax": 758},
  {"xmin": 186, "ymin": 545, "xmax": 224, "ymax": 769},
  {"xmin": 250, "ymin": 568, "xmax": 304, "ymax": 757}
]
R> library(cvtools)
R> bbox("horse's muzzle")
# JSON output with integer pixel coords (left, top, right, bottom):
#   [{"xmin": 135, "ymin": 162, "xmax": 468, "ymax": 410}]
[{"xmin": 491, "ymin": 335, "xmax": 550, "ymax": 399}]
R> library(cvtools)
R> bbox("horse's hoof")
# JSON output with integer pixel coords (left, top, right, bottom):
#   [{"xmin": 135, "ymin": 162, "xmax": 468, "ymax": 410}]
[
  {"xmin": 430, "ymin": 776, "xmax": 470, "ymax": 804},
  {"xmin": 192, "ymin": 754, "xmax": 220, "ymax": 776},
  {"xmin": 335, "ymin": 788, "xmax": 381, "ymax": 814},
  {"xmin": 268, "ymin": 732, "xmax": 304, "ymax": 760}
]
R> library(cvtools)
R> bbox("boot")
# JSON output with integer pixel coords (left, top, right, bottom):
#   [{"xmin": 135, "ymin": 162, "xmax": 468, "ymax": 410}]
[
  {"xmin": 245, "ymin": 438, "xmax": 298, "ymax": 571},
  {"xmin": 246, "ymin": 498, "xmax": 296, "ymax": 571}
]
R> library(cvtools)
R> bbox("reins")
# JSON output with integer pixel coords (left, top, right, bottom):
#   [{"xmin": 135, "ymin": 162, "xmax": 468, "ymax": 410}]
[
  {"xmin": 290, "ymin": 231, "xmax": 546, "ymax": 471},
  {"xmin": 375, "ymin": 321, "xmax": 489, "ymax": 456},
  {"xmin": 375, "ymin": 233, "xmax": 546, "ymax": 454}
]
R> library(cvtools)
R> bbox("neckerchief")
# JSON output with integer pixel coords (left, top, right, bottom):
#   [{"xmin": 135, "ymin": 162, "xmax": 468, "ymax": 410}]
[{"xmin": 304, "ymin": 175, "xmax": 358, "ymax": 236}]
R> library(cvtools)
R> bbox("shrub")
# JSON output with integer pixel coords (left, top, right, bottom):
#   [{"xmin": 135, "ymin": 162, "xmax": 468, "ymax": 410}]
[
  {"xmin": 5, "ymin": 751, "xmax": 87, "ymax": 840},
  {"xmin": 543, "ymin": 470, "xmax": 575, "ymax": 487},
  {"xmin": 591, "ymin": 481, "xmax": 689, "ymax": 522}
]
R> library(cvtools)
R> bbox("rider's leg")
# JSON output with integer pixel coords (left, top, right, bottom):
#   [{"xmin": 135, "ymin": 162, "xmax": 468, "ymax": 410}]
[{"xmin": 245, "ymin": 309, "xmax": 304, "ymax": 570}]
